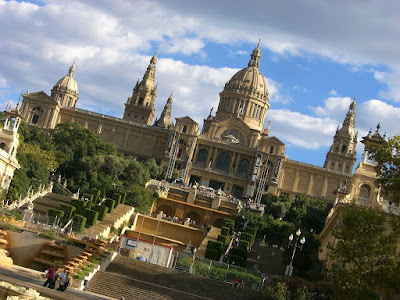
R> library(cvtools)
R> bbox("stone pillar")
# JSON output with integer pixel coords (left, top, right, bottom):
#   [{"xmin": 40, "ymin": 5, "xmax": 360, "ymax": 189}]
[
  {"xmin": 306, "ymin": 173, "xmax": 314, "ymax": 195},
  {"xmin": 211, "ymin": 189, "xmax": 223, "ymax": 210},
  {"xmin": 187, "ymin": 185, "xmax": 197, "ymax": 204},
  {"xmin": 321, "ymin": 175, "xmax": 329, "ymax": 198}
]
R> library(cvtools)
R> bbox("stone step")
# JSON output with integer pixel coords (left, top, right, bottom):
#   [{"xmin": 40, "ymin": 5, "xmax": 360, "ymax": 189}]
[{"xmin": 89, "ymin": 255, "xmax": 260, "ymax": 300}]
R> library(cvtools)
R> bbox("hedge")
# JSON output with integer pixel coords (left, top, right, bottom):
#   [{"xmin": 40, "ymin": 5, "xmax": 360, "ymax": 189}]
[
  {"xmin": 230, "ymin": 247, "xmax": 247, "ymax": 259},
  {"xmin": 59, "ymin": 204, "xmax": 76, "ymax": 220},
  {"xmin": 207, "ymin": 240, "xmax": 223, "ymax": 252},
  {"xmin": 71, "ymin": 199, "xmax": 87, "ymax": 215},
  {"xmin": 91, "ymin": 188, "xmax": 101, "ymax": 204},
  {"xmin": 238, "ymin": 240, "xmax": 250, "ymax": 250},
  {"xmin": 120, "ymin": 192, "xmax": 127, "ymax": 204},
  {"xmin": 47, "ymin": 209, "xmax": 64, "ymax": 223},
  {"xmin": 223, "ymin": 218, "xmax": 235, "ymax": 234},
  {"xmin": 83, "ymin": 209, "xmax": 99, "ymax": 228},
  {"xmin": 82, "ymin": 193, "xmax": 93, "ymax": 203},
  {"xmin": 205, "ymin": 248, "xmax": 220, "ymax": 261},
  {"xmin": 217, "ymin": 234, "xmax": 228, "ymax": 246},
  {"xmin": 240, "ymin": 232, "xmax": 253, "ymax": 244},
  {"xmin": 104, "ymin": 199, "xmax": 116, "ymax": 213},
  {"xmin": 221, "ymin": 226, "xmax": 230, "ymax": 236},
  {"xmin": 244, "ymin": 227, "xmax": 257, "ymax": 245},
  {"xmin": 229, "ymin": 254, "xmax": 245, "ymax": 267},
  {"xmin": 73, "ymin": 215, "xmax": 87, "ymax": 234},
  {"xmin": 92, "ymin": 205, "xmax": 108, "ymax": 221},
  {"xmin": 113, "ymin": 193, "xmax": 121, "ymax": 207}
]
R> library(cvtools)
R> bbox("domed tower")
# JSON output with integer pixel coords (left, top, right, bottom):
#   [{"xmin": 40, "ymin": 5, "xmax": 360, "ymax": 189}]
[
  {"xmin": 155, "ymin": 93, "xmax": 173, "ymax": 128},
  {"xmin": 123, "ymin": 52, "xmax": 158, "ymax": 125},
  {"xmin": 215, "ymin": 41, "xmax": 269, "ymax": 132},
  {"xmin": 323, "ymin": 98, "xmax": 358, "ymax": 174},
  {"xmin": 50, "ymin": 60, "xmax": 79, "ymax": 108}
]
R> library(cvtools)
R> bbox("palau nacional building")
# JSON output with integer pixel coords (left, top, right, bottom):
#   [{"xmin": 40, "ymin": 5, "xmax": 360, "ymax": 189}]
[{"xmin": 19, "ymin": 43, "xmax": 394, "ymax": 212}]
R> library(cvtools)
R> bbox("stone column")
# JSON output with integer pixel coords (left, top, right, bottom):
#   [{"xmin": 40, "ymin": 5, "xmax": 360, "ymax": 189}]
[
  {"xmin": 306, "ymin": 173, "xmax": 314, "ymax": 195},
  {"xmin": 292, "ymin": 169, "xmax": 300, "ymax": 192}
]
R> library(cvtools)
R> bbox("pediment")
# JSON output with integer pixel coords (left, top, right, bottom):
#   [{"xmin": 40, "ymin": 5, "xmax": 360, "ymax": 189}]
[
  {"xmin": 23, "ymin": 91, "xmax": 58, "ymax": 105},
  {"xmin": 266, "ymin": 136, "xmax": 284, "ymax": 145},
  {"xmin": 175, "ymin": 116, "xmax": 197, "ymax": 124}
]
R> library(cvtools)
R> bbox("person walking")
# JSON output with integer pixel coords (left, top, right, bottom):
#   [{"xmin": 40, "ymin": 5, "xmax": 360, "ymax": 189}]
[
  {"xmin": 50, "ymin": 267, "xmax": 59, "ymax": 289},
  {"xmin": 57, "ymin": 269, "xmax": 67, "ymax": 291},
  {"xmin": 43, "ymin": 266, "xmax": 55, "ymax": 288}
]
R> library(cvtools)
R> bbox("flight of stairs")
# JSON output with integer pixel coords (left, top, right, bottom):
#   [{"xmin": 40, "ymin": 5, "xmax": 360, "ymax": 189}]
[
  {"xmin": 87, "ymin": 255, "xmax": 260, "ymax": 300},
  {"xmin": 31, "ymin": 242, "xmax": 67, "ymax": 272},
  {"xmin": 20, "ymin": 193, "xmax": 73, "ymax": 223},
  {"xmin": 196, "ymin": 226, "xmax": 221, "ymax": 258},
  {"xmin": 83, "ymin": 204, "xmax": 134, "ymax": 239}
]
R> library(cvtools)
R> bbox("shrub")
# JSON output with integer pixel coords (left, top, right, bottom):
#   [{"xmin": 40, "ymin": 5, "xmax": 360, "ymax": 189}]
[
  {"xmin": 83, "ymin": 209, "xmax": 99, "ymax": 228},
  {"xmin": 240, "ymin": 232, "xmax": 253, "ymax": 244},
  {"xmin": 221, "ymin": 226, "xmax": 230, "ymax": 236},
  {"xmin": 59, "ymin": 203, "xmax": 76, "ymax": 220},
  {"xmin": 47, "ymin": 208, "xmax": 64, "ymax": 224},
  {"xmin": 207, "ymin": 240, "xmax": 223, "ymax": 252},
  {"xmin": 244, "ymin": 226, "xmax": 257, "ymax": 245},
  {"xmin": 52, "ymin": 182, "xmax": 70, "ymax": 196},
  {"xmin": 238, "ymin": 240, "xmax": 250, "ymax": 250},
  {"xmin": 71, "ymin": 199, "xmax": 87, "ymax": 215},
  {"xmin": 113, "ymin": 193, "xmax": 121, "ymax": 207},
  {"xmin": 223, "ymin": 218, "xmax": 235, "ymax": 233},
  {"xmin": 82, "ymin": 193, "xmax": 93, "ymax": 203},
  {"xmin": 205, "ymin": 248, "xmax": 220, "ymax": 261},
  {"xmin": 91, "ymin": 188, "xmax": 101, "ymax": 204},
  {"xmin": 120, "ymin": 192, "xmax": 127, "ymax": 204},
  {"xmin": 73, "ymin": 214, "xmax": 87, "ymax": 234},
  {"xmin": 104, "ymin": 199, "xmax": 116, "ymax": 213},
  {"xmin": 217, "ymin": 234, "xmax": 228, "ymax": 246},
  {"xmin": 92, "ymin": 205, "xmax": 108, "ymax": 221},
  {"xmin": 230, "ymin": 247, "xmax": 247, "ymax": 259},
  {"xmin": 228, "ymin": 254, "xmax": 245, "ymax": 267}
]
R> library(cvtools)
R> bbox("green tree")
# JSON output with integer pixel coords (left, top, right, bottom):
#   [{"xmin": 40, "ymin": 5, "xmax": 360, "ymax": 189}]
[
  {"xmin": 328, "ymin": 205, "xmax": 400, "ymax": 299},
  {"xmin": 366, "ymin": 135, "xmax": 400, "ymax": 203}
]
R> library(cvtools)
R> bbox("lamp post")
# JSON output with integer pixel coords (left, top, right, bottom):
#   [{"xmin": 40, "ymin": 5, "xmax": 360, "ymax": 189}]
[
  {"xmin": 189, "ymin": 247, "xmax": 197, "ymax": 274},
  {"xmin": 285, "ymin": 228, "xmax": 306, "ymax": 276}
]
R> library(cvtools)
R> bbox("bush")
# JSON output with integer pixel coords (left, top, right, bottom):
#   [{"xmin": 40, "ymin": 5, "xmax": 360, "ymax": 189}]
[
  {"xmin": 47, "ymin": 208, "xmax": 64, "ymax": 222},
  {"xmin": 120, "ymin": 192, "xmax": 127, "ymax": 204},
  {"xmin": 104, "ymin": 199, "xmax": 116, "ymax": 213},
  {"xmin": 205, "ymin": 248, "xmax": 220, "ymax": 261},
  {"xmin": 82, "ymin": 193, "xmax": 93, "ymax": 203},
  {"xmin": 221, "ymin": 226, "xmax": 230, "ymax": 236},
  {"xmin": 91, "ymin": 188, "xmax": 101, "ymax": 204},
  {"xmin": 59, "ymin": 203, "xmax": 76, "ymax": 220},
  {"xmin": 229, "ymin": 254, "xmax": 245, "ymax": 267},
  {"xmin": 240, "ymin": 232, "xmax": 253, "ymax": 244},
  {"xmin": 71, "ymin": 199, "xmax": 87, "ymax": 215},
  {"xmin": 238, "ymin": 240, "xmax": 250, "ymax": 250},
  {"xmin": 92, "ymin": 205, "xmax": 108, "ymax": 221},
  {"xmin": 52, "ymin": 182, "xmax": 70, "ymax": 196},
  {"xmin": 73, "ymin": 214, "xmax": 87, "ymax": 234},
  {"xmin": 113, "ymin": 193, "xmax": 121, "ymax": 207},
  {"xmin": 5, "ymin": 209, "xmax": 23, "ymax": 221},
  {"xmin": 230, "ymin": 247, "xmax": 247, "ymax": 259},
  {"xmin": 207, "ymin": 240, "xmax": 223, "ymax": 252},
  {"xmin": 223, "ymin": 219, "xmax": 235, "ymax": 234},
  {"xmin": 83, "ymin": 209, "xmax": 99, "ymax": 228},
  {"xmin": 217, "ymin": 234, "xmax": 228, "ymax": 246},
  {"xmin": 244, "ymin": 226, "xmax": 257, "ymax": 245}
]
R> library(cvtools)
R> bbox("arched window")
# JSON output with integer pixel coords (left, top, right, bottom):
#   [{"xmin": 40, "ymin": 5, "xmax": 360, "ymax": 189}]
[
  {"xmin": 359, "ymin": 184, "xmax": 371, "ymax": 199},
  {"xmin": 32, "ymin": 106, "xmax": 43, "ymax": 113},
  {"xmin": 0, "ymin": 143, "xmax": 6, "ymax": 150},
  {"xmin": 341, "ymin": 145, "xmax": 347, "ymax": 153},
  {"xmin": 195, "ymin": 149, "xmax": 208, "ymax": 167},
  {"xmin": 138, "ymin": 97, "xmax": 144, "ymax": 105},
  {"xmin": 182, "ymin": 125, "xmax": 187, "ymax": 133},
  {"xmin": 237, "ymin": 159, "xmax": 250, "ymax": 177},
  {"xmin": 215, "ymin": 152, "xmax": 231, "ymax": 172}
]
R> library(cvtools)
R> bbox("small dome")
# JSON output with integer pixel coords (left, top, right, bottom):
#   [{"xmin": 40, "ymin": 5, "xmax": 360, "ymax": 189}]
[{"xmin": 53, "ymin": 61, "xmax": 78, "ymax": 95}]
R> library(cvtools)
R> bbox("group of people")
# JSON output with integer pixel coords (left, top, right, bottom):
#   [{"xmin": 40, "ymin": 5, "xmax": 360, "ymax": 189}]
[
  {"xmin": 43, "ymin": 266, "xmax": 70, "ymax": 292},
  {"xmin": 233, "ymin": 277, "xmax": 246, "ymax": 289}
]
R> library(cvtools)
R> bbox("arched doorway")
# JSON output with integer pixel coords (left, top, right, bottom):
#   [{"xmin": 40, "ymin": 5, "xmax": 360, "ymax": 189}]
[
  {"xmin": 156, "ymin": 205, "xmax": 173, "ymax": 217},
  {"xmin": 212, "ymin": 218, "xmax": 224, "ymax": 228},
  {"xmin": 185, "ymin": 211, "xmax": 202, "ymax": 224}
]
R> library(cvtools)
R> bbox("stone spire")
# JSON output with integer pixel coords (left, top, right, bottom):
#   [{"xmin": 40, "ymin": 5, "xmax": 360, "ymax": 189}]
[
  {"xmin": 123, "ymin": 51, "xmax": 158, "ymax": 125},
  {"xmin": 323, "ymin": 98, "xmax": 358, "ymax": 174},
  {"xmin": 155, "ymin": 92, "xmax": 173, "ymax": 128}
]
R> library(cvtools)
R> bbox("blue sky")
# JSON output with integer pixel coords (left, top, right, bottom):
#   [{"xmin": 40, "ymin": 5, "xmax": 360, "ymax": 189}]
[{"xmin": 0, "ymin": 0, "xmax": 399, "ymax": 168}]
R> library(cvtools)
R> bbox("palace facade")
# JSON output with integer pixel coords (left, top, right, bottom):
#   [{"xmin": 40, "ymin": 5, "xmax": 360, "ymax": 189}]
[{"xmin": 20, "ymin": 43, "xmax": 389, "ymax": 208}]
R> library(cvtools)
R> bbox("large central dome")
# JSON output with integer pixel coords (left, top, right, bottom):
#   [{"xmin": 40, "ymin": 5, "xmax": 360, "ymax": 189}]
[{"xmin": 215, "ymin": 42, "xmax": 270, "ymax": 132}]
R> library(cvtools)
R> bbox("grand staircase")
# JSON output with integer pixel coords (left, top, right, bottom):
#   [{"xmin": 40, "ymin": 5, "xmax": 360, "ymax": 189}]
[{"xmin": 87, "ymin": 255, "xmax": 260, "ymax": 300}]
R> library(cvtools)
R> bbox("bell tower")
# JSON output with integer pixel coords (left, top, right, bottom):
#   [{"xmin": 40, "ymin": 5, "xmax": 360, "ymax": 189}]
[
  {"xmin": 323, "ymin": 98, "xmax": 358, "ymax": 174},
  {"xmin": 123, "ymin": 52, "xmax": 157, "ymax": 125}
]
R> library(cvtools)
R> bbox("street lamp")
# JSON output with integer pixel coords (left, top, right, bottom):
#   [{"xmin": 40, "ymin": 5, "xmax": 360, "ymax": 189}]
[{"xmin": 285, "ymin": 228, "xmax": 306, "ymax": 276}]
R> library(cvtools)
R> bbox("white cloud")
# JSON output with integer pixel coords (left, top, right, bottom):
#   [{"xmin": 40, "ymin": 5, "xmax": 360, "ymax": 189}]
[
  {"xmin": 310, "ymin": 97, "xmax": 351, "ymax": 119},
  {"xmin": 374, "ymin": 70, "xmax": 400, "ymax": 102},
  {"xmin": 329, "ymin": 89, "xmax": 338, "ymax": 96}
]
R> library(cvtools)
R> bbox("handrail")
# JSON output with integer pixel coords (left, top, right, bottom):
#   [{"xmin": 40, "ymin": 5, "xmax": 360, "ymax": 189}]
[{"xmin": 5, "ymin": 181, "xmax": 54, "ymax": 210}]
